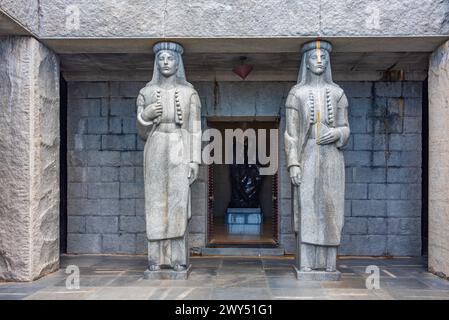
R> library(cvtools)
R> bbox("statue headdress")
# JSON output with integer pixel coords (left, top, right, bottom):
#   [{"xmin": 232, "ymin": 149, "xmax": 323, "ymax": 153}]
[
  {"xmin": 297, "ymin": 40, "xmax": 334, "ymax": 86},
  {"xmin": 148, "ymin": 41, "xmax": 191, "ymax": 87}
]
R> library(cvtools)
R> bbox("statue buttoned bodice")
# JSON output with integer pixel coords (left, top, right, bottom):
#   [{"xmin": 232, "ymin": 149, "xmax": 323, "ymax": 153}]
[
  {"xmin": 306, "ymin": 86, "xmax": 336, "ymax": 140},
  {"xmin": 154, "ymin": 87, "xmax": 183, "ymax": 126}
]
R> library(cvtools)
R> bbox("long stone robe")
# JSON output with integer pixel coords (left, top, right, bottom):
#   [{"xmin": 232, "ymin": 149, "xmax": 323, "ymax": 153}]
[
  {"xmin": 285, "ymin": 84, "xmax": 350, "ymax": 246},
  {"xmin": 137, "ymin": 84, "xmax": 201, "ymax": 241}
]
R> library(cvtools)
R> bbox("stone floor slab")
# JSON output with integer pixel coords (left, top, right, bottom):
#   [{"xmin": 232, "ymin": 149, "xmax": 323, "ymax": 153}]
[
  {"xmin": 324, "ymin": 288, "xmax": 383, "ymax": 300},
  {"xmin": 213, "ymin": 275, "xmax": 267, "ymax": 288},
  {"xmin": 270, "ymin": 288, "xmax": 327, "ymax": 299},
  {"xmin": 51, "ymin": 275, "xmax": 118, "ymax": 288},
  {"xmin": 386, "ymin": 288, "xmax": 449, "ymax": 300},
  {"xmin": 211, "ymin": 287, "xmax": 272, "ymax": 300},
  {"xmin": 0, "ymin": 254, "xmax": 447, "ymax": 300},
  {"xmin": 267, "ymin": 277, "xmax": 322, "ymax": 289},
  {"xmin": 24, "ymin": 287, "xmax": 97, "ymax": 300},
  {"xmin": 0, "ymin": 293, "xmax": 31, "ymax": 300},
  {"xmin": 85, "ymin": 286, "xmax": 156, "ymax": 300}
]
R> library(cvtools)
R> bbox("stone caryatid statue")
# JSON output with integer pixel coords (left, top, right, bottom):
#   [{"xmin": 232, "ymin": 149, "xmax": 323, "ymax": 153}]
[
  {"xmin": 136, "ymin": 42, "xmax": 201, "ymax": 279},
  {"xmin": 284, "ymin": 40, "xmax": 350, "ymax": 280}
]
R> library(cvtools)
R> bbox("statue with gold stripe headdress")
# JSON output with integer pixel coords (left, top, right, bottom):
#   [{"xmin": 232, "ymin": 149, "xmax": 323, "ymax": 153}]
[{"xmin": 284, "ymin": 40, "xmax": 350, "ymax": 279}]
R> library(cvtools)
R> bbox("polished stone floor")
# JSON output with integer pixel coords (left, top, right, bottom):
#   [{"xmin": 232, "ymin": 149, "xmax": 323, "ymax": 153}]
[{"xmin": 1, "ymin": 255, "xmax": 448, "ymax": 300}]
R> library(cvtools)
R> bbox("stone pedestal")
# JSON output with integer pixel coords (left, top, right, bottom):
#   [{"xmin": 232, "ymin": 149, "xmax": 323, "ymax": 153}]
[
  {"xmin": 143, "ymin": 265, "xmax": 192, "ymax": 280},
  {"xmin": 429, "ymin": 40, "xmax": 449, "ymax": 279},
  {"xmin": 293, "ymin": 266, "xmax": 341, "ymax": 281},
  {"xmin": 0, "ymin": 36, "xmax": 60, "ymax": 281},
  {"xmin": 225, "ymin": 208, "xmax": 262, "ymax": 235}
]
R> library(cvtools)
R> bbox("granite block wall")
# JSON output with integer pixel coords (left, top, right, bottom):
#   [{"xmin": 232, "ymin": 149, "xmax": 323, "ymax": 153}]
[
  {"xmin": 338, "ymin": 81, "xmax": 423, "ymax": 256},
  {"xmin": 66, "ymin": 80, "xmax": 423, "ymax": 256}
]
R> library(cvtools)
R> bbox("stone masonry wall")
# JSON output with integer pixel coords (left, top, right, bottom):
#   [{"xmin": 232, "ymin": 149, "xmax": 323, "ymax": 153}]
[
  {"xmin": 66, "ymin": 81, "xmax": 423, "ymax": 256},
  {"xmin": 339, "ymin": 81, "xmax": 423, "ymax": 256},
  {"xmin": 429, "ymin": 40, "xmax": 449, "ymax": 277},
  {"xmin": 0, "ymin": 36, "xmax": 60, "ymax": 281}
]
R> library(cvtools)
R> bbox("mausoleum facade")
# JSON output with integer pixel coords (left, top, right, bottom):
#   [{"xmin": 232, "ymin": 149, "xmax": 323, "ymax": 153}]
[{"xmin": 0, "ymin": 0, "xmax": 448, "ymax": 281}]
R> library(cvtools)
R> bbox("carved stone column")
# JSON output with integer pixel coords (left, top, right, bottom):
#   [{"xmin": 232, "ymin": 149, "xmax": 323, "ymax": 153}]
[
  {"xmin": 0, "ymin": 36, "xmax": 60, "ymax": 281},
  {"xmin": 428, "ymin": 40, "xmax": 449, "ymax": 279}
]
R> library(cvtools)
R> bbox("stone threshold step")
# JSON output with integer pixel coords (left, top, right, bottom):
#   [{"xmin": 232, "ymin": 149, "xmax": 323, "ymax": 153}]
[{"xmin": 201, "ymin": 247, "xmax": 285, "ymax": 256}]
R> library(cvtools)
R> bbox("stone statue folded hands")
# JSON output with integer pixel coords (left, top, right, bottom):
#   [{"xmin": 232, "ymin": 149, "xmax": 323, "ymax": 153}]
[
  {"xmin": 318, "ymin": 127, "xmax": 342, "ymax": 145},
  {"xmin": 141, "ymin": 102, "xmax": 162, "ymax": 121}
]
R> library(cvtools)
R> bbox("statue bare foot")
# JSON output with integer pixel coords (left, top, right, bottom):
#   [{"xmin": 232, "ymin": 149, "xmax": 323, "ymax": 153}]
[
  {"xmin": 149, "ymin": 264, "xmax": 161, "ymax": 271},
  {"xmin": 173, "ymin": 264, "xmax": 187, "ymax": 272},
  {"xmin": 300, "ymin": 266, "xmax": 312, "ymax": 272},
  {"xmin": 326, "ymin": 266, "xmax": 336, "ymax": 272}
]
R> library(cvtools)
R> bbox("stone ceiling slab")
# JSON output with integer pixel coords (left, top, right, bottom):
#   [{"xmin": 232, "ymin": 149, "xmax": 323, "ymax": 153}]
[
  {"xmin": 321, "ymin": 0, "xmax": 449, "ymax": 36},
  {"xmin": 0, "ymin": 11, "xmax": 30, "ymax": 35},
  {"xmin": 59, "ymin": 51, "xmax": 430, "ymax": 82},
  {"xmin": 35, "ymin": 0, "xmax": 449, "ymax": 39},
  {"xmin": 39, "ymin": 0, "xmax": 165, "ymax": 37},
  {"xmin": 2, "ymin": 0, "xmax": 448, "ymax": 40},
  {"xmin": 42, "ymin": 37, "xmax": 449, "ymax": 55},
  {"xmin": 163, "ymin": 0, "xmax": 320, "ymax": 37},
  {"xmin": 0, "ymin": 0, "xmax": 38, "ymax": 35}
]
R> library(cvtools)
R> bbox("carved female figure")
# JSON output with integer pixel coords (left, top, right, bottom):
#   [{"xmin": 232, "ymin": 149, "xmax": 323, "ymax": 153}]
[
  {"xmin": 136, "ymin": 42, "xmax": 201, "ymax": 275},
  {"xmin": 284, "ymin": 41, "xmax": 350, "ymax": 275}
]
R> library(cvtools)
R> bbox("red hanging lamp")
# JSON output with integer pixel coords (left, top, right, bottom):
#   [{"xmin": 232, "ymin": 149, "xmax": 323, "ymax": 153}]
[{"xmin": 233, "ymin": 56, "xmax": 253, "ymax": 80}]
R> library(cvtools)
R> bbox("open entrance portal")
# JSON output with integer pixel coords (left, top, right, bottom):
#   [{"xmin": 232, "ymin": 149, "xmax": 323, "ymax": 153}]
[{"xmin": 207, "ymin": 118, "xmax": 279, "ymax": 248}]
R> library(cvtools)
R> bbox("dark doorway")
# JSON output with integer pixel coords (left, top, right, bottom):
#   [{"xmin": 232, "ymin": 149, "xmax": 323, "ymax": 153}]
[
  {"xmin": 59, "ymin": 75, "xmax": 68, "ymax": 254},
  {"xmin": 206, "ymin": 118, "xmax": 279, "ymax": 247}
]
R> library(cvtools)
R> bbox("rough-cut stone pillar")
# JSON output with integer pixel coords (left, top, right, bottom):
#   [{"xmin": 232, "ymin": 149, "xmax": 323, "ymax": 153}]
[
  {"xmin": 0, "ymin": 36, "xmax": 60, "ymax": 281},
  {"xmin": 429, "ymin": 40, "xmax": 449, "ymax": 278}
]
